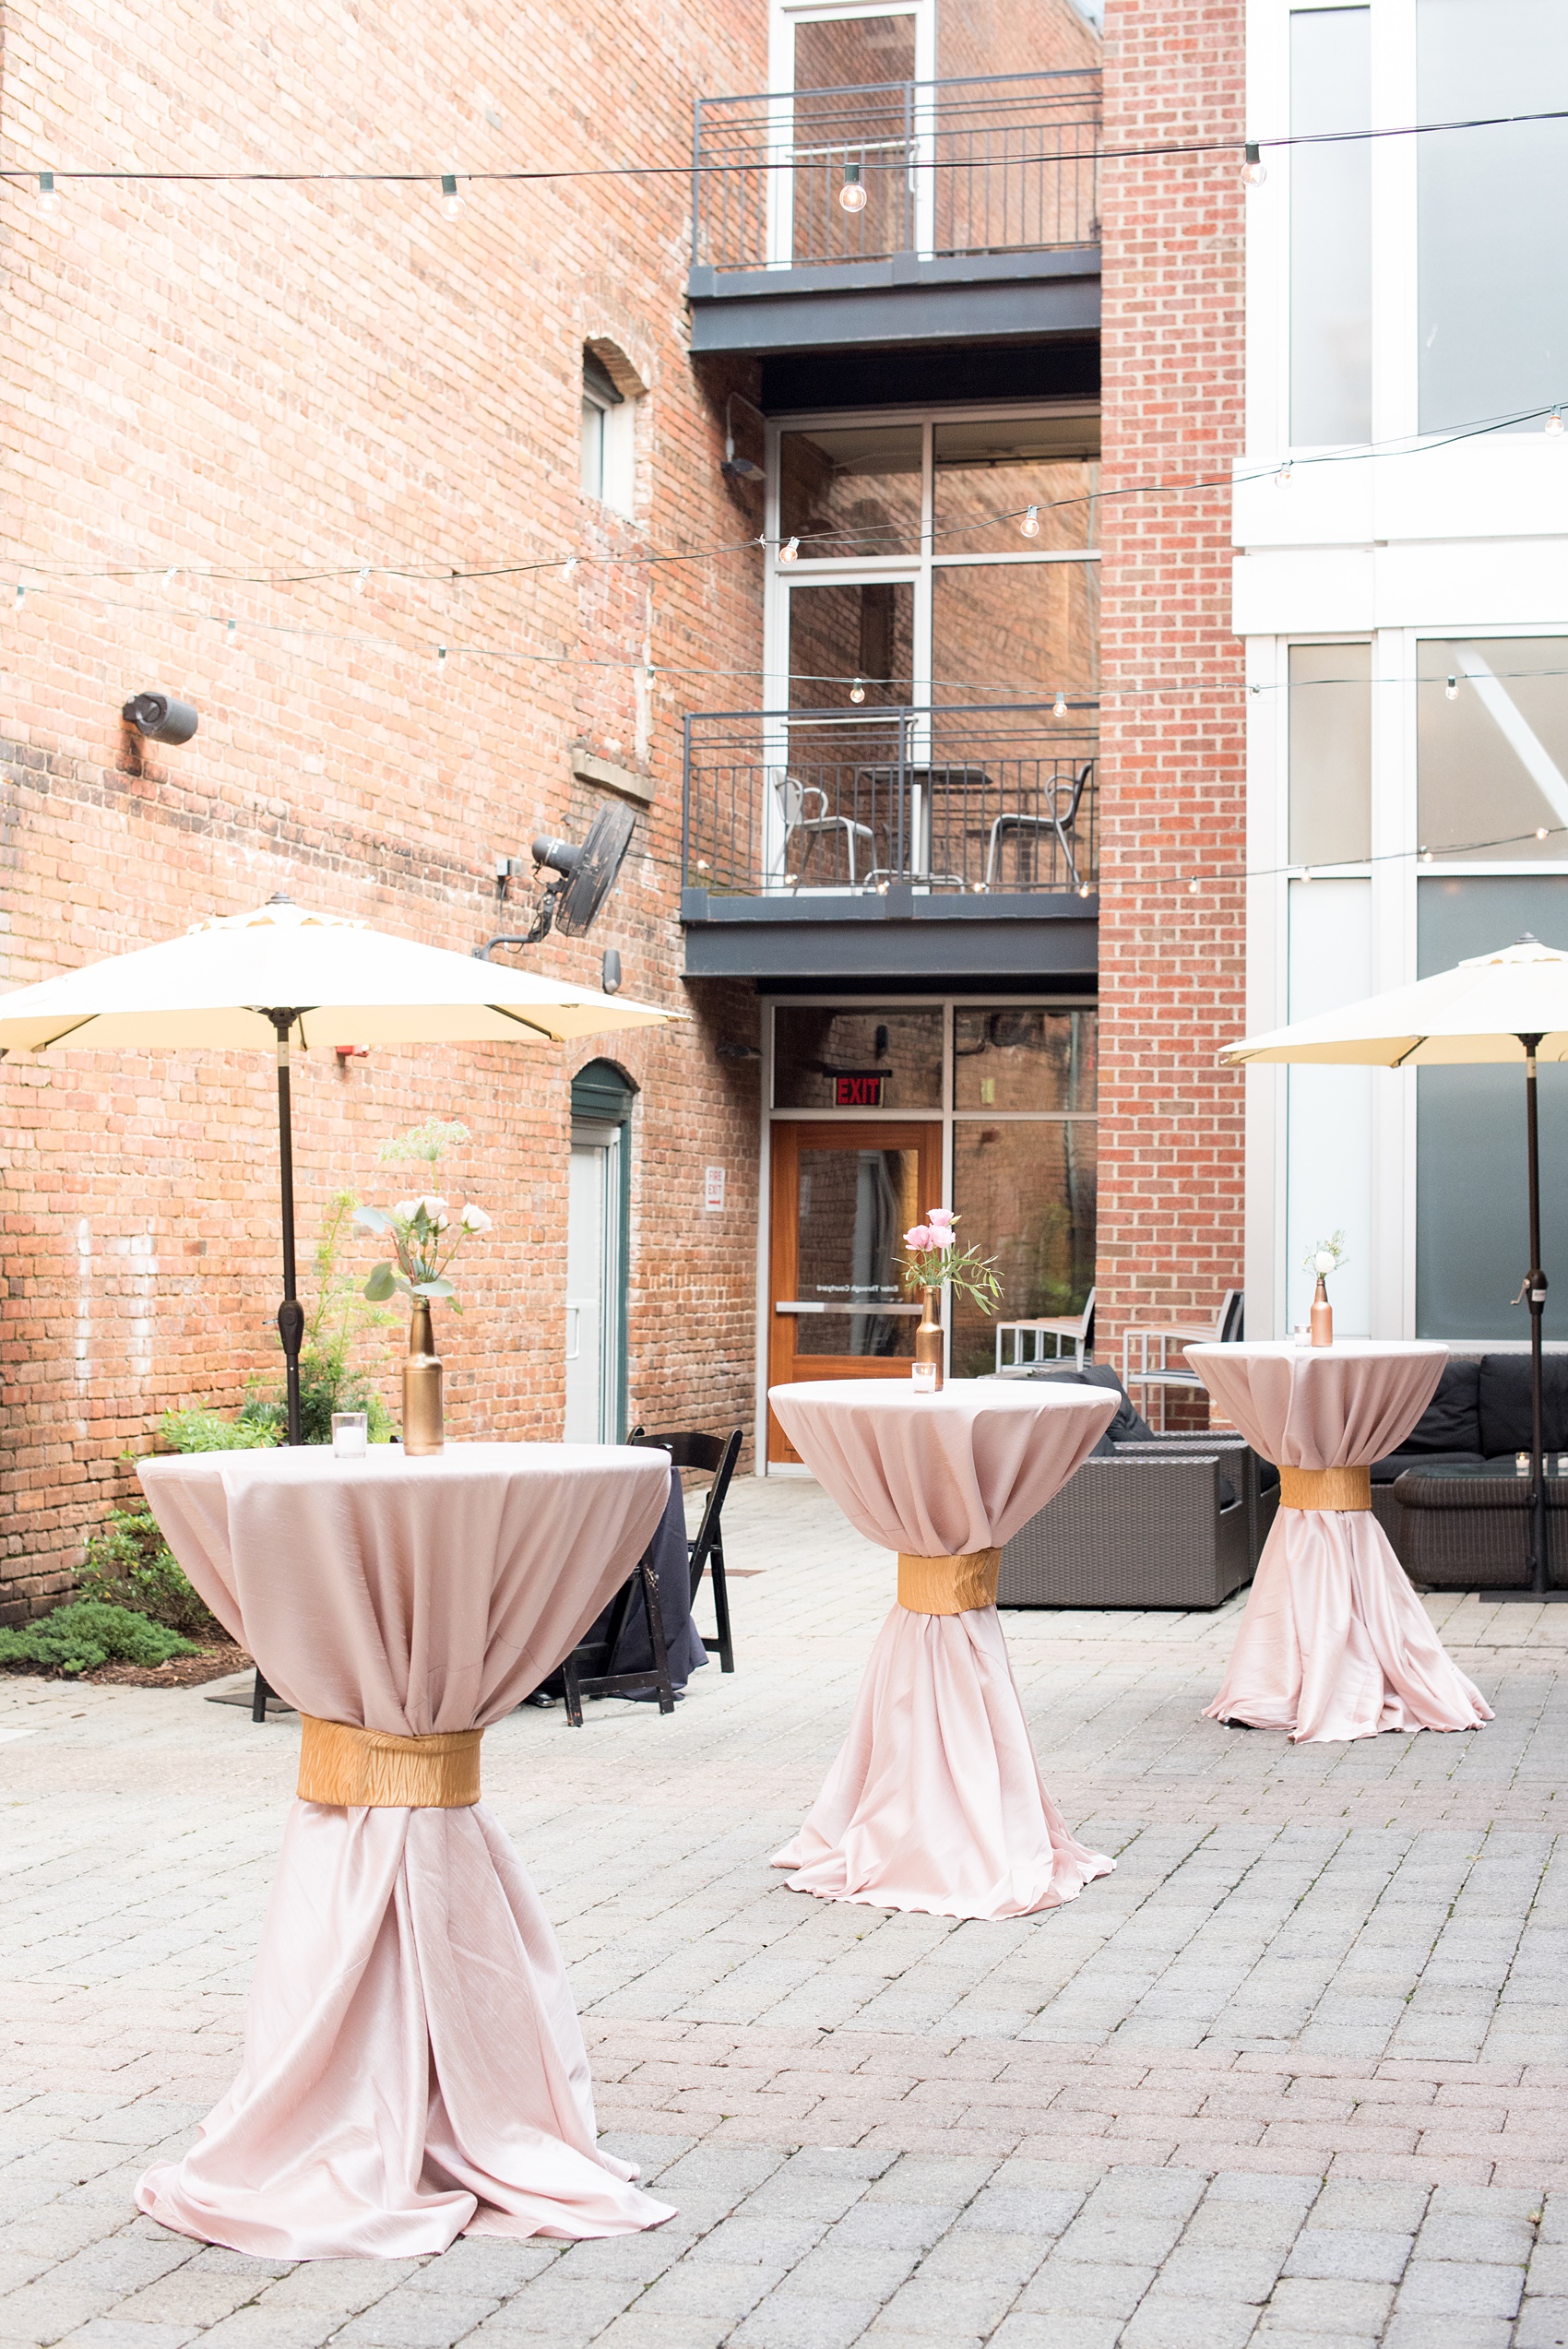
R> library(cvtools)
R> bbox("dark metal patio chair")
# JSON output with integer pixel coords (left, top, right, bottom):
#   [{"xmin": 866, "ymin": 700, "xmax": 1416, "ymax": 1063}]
[{"xmin": 627, "ymin": 1425, "xmax": 743, "ymax": 1673}]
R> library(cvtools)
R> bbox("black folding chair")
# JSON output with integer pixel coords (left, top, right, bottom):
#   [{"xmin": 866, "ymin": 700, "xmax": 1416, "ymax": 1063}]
[
  {"xmin": 627, "ymin": 1426, "xmax": 742, "ymax": 1674},
  {"xmin": 558, "ymin": 1538, "xmax": 675, "ymax": 1727}
]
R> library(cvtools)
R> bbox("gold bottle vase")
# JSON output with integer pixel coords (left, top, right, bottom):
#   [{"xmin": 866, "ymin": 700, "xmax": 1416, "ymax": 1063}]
[
  {"xmin": 1310, "ymin": 1274, "xmax": 1334, "ymax": 1349},
  {"xmin": 913, "ymin": 1286, "xmax": 944, "ymax": 1393},
  {"xmin": 403, "ymin": 1298, "xmax": 445, "ymax": 1453}
]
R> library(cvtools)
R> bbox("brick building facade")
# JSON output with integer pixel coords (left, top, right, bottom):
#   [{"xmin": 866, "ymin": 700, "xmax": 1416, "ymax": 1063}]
[{"xmin": 1, "ymin": 0, "xmax": 1265, "ymax": 1619}]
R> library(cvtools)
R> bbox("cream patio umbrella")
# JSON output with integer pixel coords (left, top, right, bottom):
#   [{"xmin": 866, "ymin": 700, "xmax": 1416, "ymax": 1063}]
[
  {"xmin": 0, "ymin": 893, "xmax": 672, "ymax": 1449},
  {"xmin": 1221, "ymin": 933, "xmax": 1568, "ymax": 1600}
]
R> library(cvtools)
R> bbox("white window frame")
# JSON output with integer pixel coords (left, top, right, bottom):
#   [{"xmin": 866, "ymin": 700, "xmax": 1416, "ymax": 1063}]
[
  {"xmin": 766, "ymin": 0, "xmax": 937, "ymax": 267},
  {"xmin": 580, "ymin": 360, "xmax": 636, "ymax": 521},
  {"xmin": 753, "ymin": 990, "xmax": 1098, "ymax": 1470}
]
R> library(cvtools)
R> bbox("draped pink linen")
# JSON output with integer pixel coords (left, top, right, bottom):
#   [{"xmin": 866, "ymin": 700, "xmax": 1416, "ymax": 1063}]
[
  {"xmin": 1189, "ymin": 1343, "xmax": 1492, "ymax": 1743},
  {"xmin": 133, "ymin": 1442, "xmax": 674, "ymax": 2260},
  {"xmin": 767, "ymin": 1380, "xmax": 1117, "ymax": 1920}
]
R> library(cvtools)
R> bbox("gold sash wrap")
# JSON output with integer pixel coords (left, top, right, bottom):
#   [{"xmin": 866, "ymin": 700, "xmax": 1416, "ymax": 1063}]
[
  {"xmin": 897, "ymin": 1547, "xmax": 1003, "ymax": 1615},
  {"xmin": 1278, "ymin": 1465, "xmax": 1372, "ymax": 1514},
  {"xmin": 297, "ymin": 1715, "xmax": 483, "ymax": 1809}
]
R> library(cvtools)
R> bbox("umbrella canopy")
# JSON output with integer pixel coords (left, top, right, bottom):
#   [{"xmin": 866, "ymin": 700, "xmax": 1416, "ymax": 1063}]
[
  {"xmin": 1218, "ymin": 935, "xmax": 1568, "ymax": 1068},
  {"xmin": 0, "ymin": 895, "xmax": 671, "ymax": 1051},
  {"xmin": 1220, "ymin": 934, "xmax": 1566, "ymax": 1600}
]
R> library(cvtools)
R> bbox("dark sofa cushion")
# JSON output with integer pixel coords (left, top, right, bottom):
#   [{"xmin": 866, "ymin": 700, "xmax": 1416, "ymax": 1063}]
[
  {"xmin": 1401, "ymin": 1360, "xmax": 1482, "ymax": 1453},
  {"xmin": 1028, "ymin": 1364, "xmax": 1158, "ymax": 1450},
  {"xmin": 1479, "ymin": 1353, "xmax": 1568, "ymax": 1454},
  {"xmin": 1371, "ymin": 1448, "xmax": 1486, "ymax": 1485}
]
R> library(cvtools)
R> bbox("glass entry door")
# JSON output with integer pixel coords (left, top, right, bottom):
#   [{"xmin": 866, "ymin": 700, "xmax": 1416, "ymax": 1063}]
[{"xmin": 767, "ymin": 1119, "xmax": 942, "ymax": 1463}]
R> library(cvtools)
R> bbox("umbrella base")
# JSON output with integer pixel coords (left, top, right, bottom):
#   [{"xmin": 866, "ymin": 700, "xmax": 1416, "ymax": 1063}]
[{"xmin": 1491, "ymin": 1586, "xmax": 1568, "ymax": 1603}]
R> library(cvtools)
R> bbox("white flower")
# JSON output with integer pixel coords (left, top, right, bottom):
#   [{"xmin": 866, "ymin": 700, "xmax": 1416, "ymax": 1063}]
[
  {"xmin": 393, "ymin": 1197, "xmax": 421, "ymax": 1224},
  {"xmin": 461, "ymin": 1203, "xmax": 492, "ymax": 1233},
  {"xmin": 1314, "ymin": 1250, "xmax": 1336, "ymax": 1275},
  {"xmin": 420, "ymin": 1193, "xmax": 449, "ymax": 1228}
]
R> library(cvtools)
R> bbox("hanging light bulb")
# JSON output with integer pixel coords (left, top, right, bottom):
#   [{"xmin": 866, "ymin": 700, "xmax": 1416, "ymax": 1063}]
[
  {"xmin": 563, "ymin": 556, "xmax": 578, "ymax": 580},
  {"xmin": 1188, "ymin": 876, "xmax": 1200, "ymax": 894},
  {"xmin": 1052, "ymin": 688, "xmax": 1068, "ymax": 718},
  {"xmin": 160, "ymin": 565, "xmax": 179, "ymax": 593},
  {"xmin": 440, "ymin": 172, "xmax": 460, "ymax": 219},
  {"xmin": 354, "ymin": 565, "xmax": 369, "ymax": 594},
  {"xmin": 1420, "ymin": 845, "xmax": 1434, "ymax": 864},
  {"xmin": 1242, "ymin": 142, "xmax": 1266, "ymax": 187},
  {"xmin": 1020, "ymin": 504, "xmax": 1040, "ymax": 539},
  {"xmin": 1547, "ymin": 409, "xmax": 1565, "ymax": 437},
  {"xmin": 8, "ymin": 585, "xmax": 24, "ymax": 613},
  {"xmin": 37, "ymin": 172, "xmax": 56, "ymax": 213},
  {"xmin": 437, "ymin": 645, "xmax": 447, "ymax": 671},
  {"xmin": 1077, "ymin": 880, "xmax": 1092, "ymax": 898},
  {"xmin": 838, "ymin": 162, "xmax": 867, "ymax": 214},
  {"xmin": 779, "ymin": 536, "xmax": 800, "ymax": 564},
  {"xmin": 849, "ymin": 677, "xmax": 866, "ymax": 704},
  {"xmin": 1445, "ymin": 675, "xmax": 1458, "ymax": 701},
  {"xmin": 1276, "ymin": 460, "xmax": 1293, "ymax": 489},
  {"xmin": 225, "ymin": 617, "xmax": 236, "ymax": 645},
  {"xmin": 1538, "ymin": 826, "xmax": 1550, "ymax": 840},
  {"xmin": 1301, "ymin": 866, "xmax": 1313, "ymax": 884}
]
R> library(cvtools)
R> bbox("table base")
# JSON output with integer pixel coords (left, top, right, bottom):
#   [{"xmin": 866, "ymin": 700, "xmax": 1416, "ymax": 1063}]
[
  {"xmin": 137, "ymin": 1802, "xmax": 673, "ymax": 2259},
  {"xmin": 1204, "ymin": 1510, "xmax": 1492, "ymax": 1743},
  {"xmin": 772, "ymin": 1604, "xmax": 1112, "ymax": 1921}
]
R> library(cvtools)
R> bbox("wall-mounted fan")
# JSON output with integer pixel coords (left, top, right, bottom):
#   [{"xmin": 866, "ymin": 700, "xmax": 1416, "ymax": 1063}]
[{"xmin": 474, "ymin": 801, "xmax": 636, "ymax": 958}]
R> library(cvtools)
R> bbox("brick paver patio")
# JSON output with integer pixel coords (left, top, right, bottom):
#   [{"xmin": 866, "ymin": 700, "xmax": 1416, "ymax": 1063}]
[{"xmin": 4, "ymin": 1477, "xmax": 1566, "ymax": 2349}]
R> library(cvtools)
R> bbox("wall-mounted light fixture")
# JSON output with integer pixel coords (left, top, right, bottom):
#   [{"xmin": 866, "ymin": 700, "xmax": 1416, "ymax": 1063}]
[
  {"xmin": 600, "ymin": 947, "xmax": 622, "ymax": 995},
  {"xmin": 720, "ymin": 391, "xmax": 766, "ymax": 482},
  {"xmin": 122, "ymin": 690, "xmax": 198, "ymax": 744}
]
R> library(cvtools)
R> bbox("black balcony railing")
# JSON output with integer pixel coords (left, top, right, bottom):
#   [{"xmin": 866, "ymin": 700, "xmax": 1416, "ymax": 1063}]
[
  {"xmin": 692, "ymin": 70, "xmax": 1101, "ymax": 276},
  {"xmin": 683, "ymin": 706, "xmax": 1099, "ymax": 901}
]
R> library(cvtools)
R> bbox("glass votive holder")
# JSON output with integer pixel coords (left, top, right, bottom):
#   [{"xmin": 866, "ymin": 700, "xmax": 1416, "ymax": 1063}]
[
  {"xmin": 911, "ymin": 1361, "xmax": 938, "ymax": 1394},
  {"xmin": 332, "ymin": 1411, "xmax": 369, "ymax": 1459},
  {"xmin": 1516, "ymin": 1450, "xmax": 1530, "ymax": 1478}
]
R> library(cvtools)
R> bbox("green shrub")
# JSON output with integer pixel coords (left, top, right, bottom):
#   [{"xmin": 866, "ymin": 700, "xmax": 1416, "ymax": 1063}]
[
  {"xmin": 159, "ymin": 1406, "xmax": 276, "ymax": 1453},
  {"xmin": 242, "ymin": 1191, "xmax": 397, "ymax": 1444},
  {"xmin": 0, "ymin": 1600, "xmax": 197, "ymax": 1677},
  {"xmin": 78, "ymin": 1499, "xmax": 223, "ymax": 1641}
]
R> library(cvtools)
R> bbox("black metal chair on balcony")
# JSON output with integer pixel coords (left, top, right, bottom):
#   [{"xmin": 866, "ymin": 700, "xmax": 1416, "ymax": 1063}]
[
  {"xmin": 627, "ymin": 1426, "xmax": 743, "ymax": 1673},
  {"xmin": 775, "ymin": 772, "xmax": 875, "ymax": 888},
  {"xmin": 983, "ymin": 760, "xmax": 1094, "ymax": 892}
]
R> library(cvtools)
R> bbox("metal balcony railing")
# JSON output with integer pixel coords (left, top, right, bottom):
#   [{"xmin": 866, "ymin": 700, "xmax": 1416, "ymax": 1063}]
[
  {"xmin": 683, "ymin": 707, "xmax": 1099, "ymax": 901},
  {"xmin": 692, "ymin": 70, "xmax": 1101, "ymax": 275}
]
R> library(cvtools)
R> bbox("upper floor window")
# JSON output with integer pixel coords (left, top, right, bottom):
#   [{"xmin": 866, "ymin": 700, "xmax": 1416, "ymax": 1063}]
[
  {"xmin": 580, "ymin": 348, "xmax": 636, "ymax": 518},
  {"xmin": 1417, "ymin": 0, "xmax": 1568, "ymax": 433},
  {"xmin": 1289, "ymin": 6, "xmax": 1370, "ymax": 446}
]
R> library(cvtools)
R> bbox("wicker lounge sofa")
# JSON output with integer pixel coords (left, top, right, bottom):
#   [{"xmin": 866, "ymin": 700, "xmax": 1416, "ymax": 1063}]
[
  {"xmin": 989, "ymin": 1365, "xmax": 1277, "ymax": 1610},
  {"xmin": 1372, "ymin": 1354, "xmax": 1568, "ymax": 1588}
]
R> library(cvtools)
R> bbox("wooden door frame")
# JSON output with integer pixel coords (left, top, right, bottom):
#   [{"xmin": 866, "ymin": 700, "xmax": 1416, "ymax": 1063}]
[{"xmin": 767, "ymin": 1118, "xmax": 942, "ymax": 1461}]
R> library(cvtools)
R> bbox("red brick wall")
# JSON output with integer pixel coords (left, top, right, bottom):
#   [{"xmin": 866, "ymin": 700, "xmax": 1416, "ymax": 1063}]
[
  {"xmin": 0, "ymin": 0, "xmax": 768, "ymax": 1617},
  {"xmin": 1098, "ymin": 0, "xmax": 1248, "ymax": 1364}
]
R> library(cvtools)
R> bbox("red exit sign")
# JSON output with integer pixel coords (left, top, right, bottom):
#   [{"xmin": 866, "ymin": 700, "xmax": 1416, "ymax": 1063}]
[{"xmin": 834, "ymin": 1073, "xmax": 885, "ymax": 1108}]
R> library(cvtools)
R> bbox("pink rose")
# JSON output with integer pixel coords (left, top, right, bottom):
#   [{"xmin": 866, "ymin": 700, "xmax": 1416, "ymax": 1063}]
[
  {"xmin": 904, "ymin": 1225, "xmax": 932, "ymax": 1251},
  {"xmin": 927, "ymin": 1205, "xmax": 955, "ymax": 1231}
]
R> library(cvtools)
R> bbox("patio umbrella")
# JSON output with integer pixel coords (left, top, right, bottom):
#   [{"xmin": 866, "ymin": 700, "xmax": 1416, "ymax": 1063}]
[
  {"xmin": 0, "ymin": 893, "xmax": 672, "ymax": 1447},
  {"xmin": 1221, "ymin": 933, "xmax": 1568, "ymax": 1599}
]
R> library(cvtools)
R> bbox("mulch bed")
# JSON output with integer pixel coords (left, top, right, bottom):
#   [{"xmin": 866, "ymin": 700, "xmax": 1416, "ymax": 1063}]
[{"xmin": 2, "ymin": 1642, "xmax": 253, "ymax": 1689}]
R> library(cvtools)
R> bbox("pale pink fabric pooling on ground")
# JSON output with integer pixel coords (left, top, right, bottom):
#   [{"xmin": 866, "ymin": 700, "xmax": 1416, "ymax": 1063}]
[
  {"xmin": 1189, "ymin": 1342, "xmax": 1492, "ymax": 1743},
  {"xmin": 767, "ymin": 1380, "xmax": 1117, "ymax": 1920},
  {"xmin": 134, "ymin": 1442, "xmax": 672, "ymax": 2260}
]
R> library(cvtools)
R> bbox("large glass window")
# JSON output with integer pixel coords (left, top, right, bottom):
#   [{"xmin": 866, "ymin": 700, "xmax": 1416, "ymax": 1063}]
[
  {"xmin": 786, "ymin": 578, "xmax": 915, "ymax": 707},
  {"xmin": 1418, "ymin": 0, "xmax": 1568, "ymax": 433},
  {"xmin": 1290, "ymin": 8, "xmax": 1371, "ymax": 447},
  {"xmin": 1418, "ymin": 638, "xmax": 1568, "ymax": 861},
  {"xmin": 931, "ymin": 562, "xmax": 1099, "ymax": 706},
  {"xmin": 1417, "ymin": 877, "xmax": 1568, "ymax": 1337},
  {"xmin": 952, "ymin": 1121, "xmax": 1097, "ymax": 1380},
  {"xmin": 932, "ymin": 418, "xmax": 1098, "ymax": 554},
  {"xmin": 773, "ymin": 1006, "xmax": 943, "ymax": 1109},
  {"xmin": 779, "ymin": 425, "xmax": 923, "ymax": 560},
  {"xmin": 953, "ymin": 1007, "xmax": 1096, "ymax": 1110},
  {"xmin": 1289, "ymin": 643, "xmax": 1371, "ymax": 867}
]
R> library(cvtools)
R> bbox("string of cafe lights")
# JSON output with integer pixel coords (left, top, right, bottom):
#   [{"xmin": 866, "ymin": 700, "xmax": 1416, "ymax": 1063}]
[
  {"xmin": 9, "ymin": 395, "xmax": 1563, "ymax": 598},
  {"xmin": 15, "ymin": 100, "xmax": 1568, "ymax": 205}
]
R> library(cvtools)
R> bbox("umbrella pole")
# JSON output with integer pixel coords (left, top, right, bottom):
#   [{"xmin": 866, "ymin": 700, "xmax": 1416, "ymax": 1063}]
[
  {"xmin": 251, "ymin": 1014, "xmax": 305, "ymax": 1725},
  {"xmin": 1522, "ymin": 1035, "xmax": 1550, "ymax": 1599}
]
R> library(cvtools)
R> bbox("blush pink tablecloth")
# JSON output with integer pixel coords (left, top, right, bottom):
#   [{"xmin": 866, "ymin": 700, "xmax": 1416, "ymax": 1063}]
[
  {"xmin": 133, "ymin": 1441, "xmax": 672, "ymax": 2260},
  {"xmin": 1188, "ymin": 1342, "xmax": 1491, "ymax": 1743},
  {"xmin": 767, "ymin": 1379, "xmax": 1118, "ymax": 1920}
]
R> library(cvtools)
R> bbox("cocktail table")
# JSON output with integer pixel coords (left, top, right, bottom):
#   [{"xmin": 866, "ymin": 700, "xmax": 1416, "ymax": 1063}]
[
  {"xmin": 133, "ymin": 1442, "xmax": 673, "ymax": 2260},
  {"xmin": 767, "ymin": 1377, "xmax": 1118, "ymax": 1919},
  {"xmin": 1189, "ymin": 1342, "xmax": 1491, "ymax": 1742}
]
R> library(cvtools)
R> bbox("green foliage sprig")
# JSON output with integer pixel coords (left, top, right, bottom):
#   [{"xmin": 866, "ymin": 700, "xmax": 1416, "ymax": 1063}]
[{"xmin": 899, "ymin": 1205, "xmax": 1004, "ymax": 1316}]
